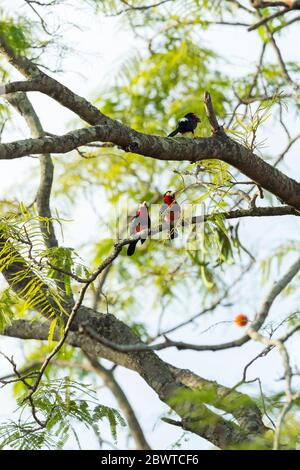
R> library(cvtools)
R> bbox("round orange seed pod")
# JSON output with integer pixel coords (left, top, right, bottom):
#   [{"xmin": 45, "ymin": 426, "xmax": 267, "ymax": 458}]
[{"xmin": 234, "ymin": 313, "xmax": 249, "ymax": 327}]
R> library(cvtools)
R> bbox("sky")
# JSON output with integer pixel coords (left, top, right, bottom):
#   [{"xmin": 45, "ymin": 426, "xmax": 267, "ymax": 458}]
[{"xmin": 0, "ymin": 0, "xmax": 300, "ymax": 450}]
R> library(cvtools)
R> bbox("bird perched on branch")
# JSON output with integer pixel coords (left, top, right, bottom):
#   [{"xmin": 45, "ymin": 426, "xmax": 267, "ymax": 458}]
[
  {"xmin": 168, "ymin": 112, "xmax": 201, "ymax": 138},
  {"xmin": 127, "ymin": 202, "xmax": 151, "ymax": 256},
  {"xmin": 160, "ymin": 191, "xmax": 181, "ymax": 239}
]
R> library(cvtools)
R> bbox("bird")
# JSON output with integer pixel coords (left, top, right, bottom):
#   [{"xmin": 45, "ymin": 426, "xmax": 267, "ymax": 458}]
[
  {"xmin": 160, "ymin": 191, "xmax": 181, "ymax": 239},
  {"xmin": 127, "ymin": 201, "xmax": 151, "ymax": 256},
  {"xmin": 168, "ymin": 112, "xmax": 201, "ymax": 138}
]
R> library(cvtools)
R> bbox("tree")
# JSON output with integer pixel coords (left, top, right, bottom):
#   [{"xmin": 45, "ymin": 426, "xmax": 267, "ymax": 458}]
[{"xmin": 0, "ymin": 0, "xmax": 299, "ymax": 450}]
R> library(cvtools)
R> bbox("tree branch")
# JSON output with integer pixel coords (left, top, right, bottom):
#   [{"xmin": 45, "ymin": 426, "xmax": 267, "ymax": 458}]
[
  {"xmin": 248, "ymin": 6, "xmax": 293, "ymax": 31},
  {"xmin": 2, "ymin": 316, "xmax": 262, "ymax": 448},
  {"xmin": 204, "ymin": 91, "xmax": 225, "ymax": 136},
  {"xmin": 1, "ymin": 121, "xmax": 300, "ymax": 210},
  {"xmin": 169, "ymin": 365, "xmax": 266, "ymax": 437},
  {"xmin": 0, "ymin": 231, "xmax": 251, "ymax": 447},
  {"xmin": 1, "ymin": 35, "xmax": 300, "ymax": 209},
  {"xmin": 79, "ymin": 253, "xmax": 300, "ymax": 353}
]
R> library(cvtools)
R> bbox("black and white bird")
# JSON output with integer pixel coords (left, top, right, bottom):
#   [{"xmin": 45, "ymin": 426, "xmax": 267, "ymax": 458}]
[{"xmin": 168, "ymin": 112, "xmax": 201, "ymax": 138}]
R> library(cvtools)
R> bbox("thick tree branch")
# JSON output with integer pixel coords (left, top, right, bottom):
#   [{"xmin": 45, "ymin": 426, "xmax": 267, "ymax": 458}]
[
  {"xmin": 169, "ymin": 365, "xmax": 266, "ymax": 437},
  {"xmin": 250, "ymin": 0, "xmax": 300, "ymax": 9},
  {"xmin": 0, "ymin": 25, "xmax": 295, "ymax": 449},
  {"xmin": 1, "ymin": 36, "xmax": 300, "ymax": 209},
  {"xmin": 0, "ymin": 233, "xmax": 253, "ymax": 447},
  {"xmin": 2, "ymin": 316, "xmax": 263, "ymax": 448},
  {"xmin": 0, "ymin": 122, "xmax": 300, "ymax": 210},
  {"xmin": 0, "ymin": 209, "xmax": 267, "ymax": 447}
]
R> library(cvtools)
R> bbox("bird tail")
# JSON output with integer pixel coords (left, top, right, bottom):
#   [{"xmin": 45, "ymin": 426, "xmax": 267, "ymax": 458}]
[
  {"xmin": 127, "ymin": 240, "xmax": 138, "ymax": 256},
  {"xmin": 170, "ymin": 228, "xmax": 178, "ymax": 240},
  {"xmin": 168, "ymin": 129, "xmax": 179, "ymax": 137},
  {"xmin": 140, "ymin": 217, "xmax": 151, "ymax": 244}
]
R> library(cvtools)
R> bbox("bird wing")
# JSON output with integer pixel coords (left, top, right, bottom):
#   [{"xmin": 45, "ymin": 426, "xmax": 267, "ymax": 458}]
[
  {"xmin": 164, "ymin": 202, "xmax": 181, "ymax": 221},
  {"xmin": 131, "ymin": 210, "xmax": 150, "ymax": 237},
  {"xmin": 178, "ymin": 116, "xmax": 197, "ymax": 134},
  {"xmin": 172, "ymin": 202, "xmax": 181, "ymax": 220},
  {"xmin": 139, "ymin": 208, "xmax": 150, "ymax": 239},
  {"xmin": 160, "ymin": 203, "xmax": 169, "ymax": 219},
  {"xmin": 130, "ymin": 215, "xmax": 140, "ymax": 235}
]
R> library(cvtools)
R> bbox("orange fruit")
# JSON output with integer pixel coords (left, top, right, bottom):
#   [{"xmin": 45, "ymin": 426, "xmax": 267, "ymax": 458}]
[{"xmin": 234, "ymin": 313, "xmax": 248, "ymax": 327}]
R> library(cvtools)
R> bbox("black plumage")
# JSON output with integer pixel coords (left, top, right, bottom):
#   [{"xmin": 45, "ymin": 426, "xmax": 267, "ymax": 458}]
[{"xmin": 168, "ymin": 112, "xmax": 201, "ymax": 137}]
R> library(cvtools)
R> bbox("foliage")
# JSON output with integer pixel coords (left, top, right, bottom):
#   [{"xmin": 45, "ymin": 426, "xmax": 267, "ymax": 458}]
[
  {"xmin": 0, "ymin": 0, "xmax": 299, "ymax": 451},
  {"xmin": 0, "ymin": 12, "xmax": 32, "ymax": 54},
  {"xmin": 0, "ymin": 377, "xmax": 125, "ymax": 450},
  {"xmin": 0, "ymin": 206, "xmax": 68, "ymax": 321}
]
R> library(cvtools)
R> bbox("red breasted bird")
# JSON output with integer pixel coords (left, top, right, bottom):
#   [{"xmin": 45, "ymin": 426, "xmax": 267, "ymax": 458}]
[
  {"xmin": 160, "ymin": 191, "xmax": 181, "ymax": 239},
  {"xmin": 127, "ymin": 201, "xmax": 151, "ymax": 256},
  {"xmin": 168, "ymin": 112, "xmax": 201, "ymax": 138}
]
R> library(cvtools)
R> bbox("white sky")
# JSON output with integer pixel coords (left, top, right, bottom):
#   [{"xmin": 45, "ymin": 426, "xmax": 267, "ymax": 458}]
[{"xmin": 0, "ymin": 0, "xmax": 300, "ymax": 450}]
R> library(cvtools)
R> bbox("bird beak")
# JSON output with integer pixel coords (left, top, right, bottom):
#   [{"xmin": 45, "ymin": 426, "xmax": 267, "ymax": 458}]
[{"xmin": 196, "ymin": 116, "xmax": 201, "ymax": 123}]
